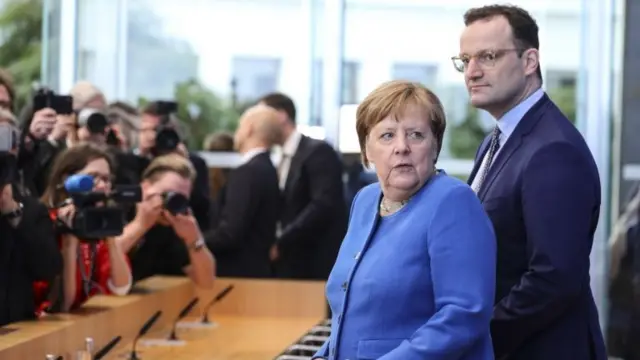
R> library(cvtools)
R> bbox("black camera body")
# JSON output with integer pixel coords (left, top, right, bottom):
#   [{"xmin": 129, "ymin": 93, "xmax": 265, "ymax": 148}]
[
  {"xmin": 162, "ymin": 191, "xmax": 189, "ymax": 216},
  {"xmin": 59, "ymin": 185, "xmax": 142, "ymax": 241},
  {"xmin": 33, "ymin": 88, "xmax": 73, "ymax": 115},
  {"xmin": 151, "ymin": 101, "xmax": 181, "ymax": 156},
  {"xmin": 77, "ymin": 108, "xmax": 109, "ymax": 135}
]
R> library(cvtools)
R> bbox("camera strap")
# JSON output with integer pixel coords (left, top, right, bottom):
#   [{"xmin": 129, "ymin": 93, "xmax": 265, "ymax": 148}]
[{"xmin": 77, "ymin": 243, "xmax": 98, "ymax": 299}]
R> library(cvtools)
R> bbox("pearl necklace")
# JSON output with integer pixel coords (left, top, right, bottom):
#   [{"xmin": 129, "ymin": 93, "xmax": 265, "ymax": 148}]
[{"xmin": 379, "ymin": 197, "xmax": 409, "ymax": 216}]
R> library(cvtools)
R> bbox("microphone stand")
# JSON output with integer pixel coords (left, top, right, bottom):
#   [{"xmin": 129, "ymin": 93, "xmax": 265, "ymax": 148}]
[
  {"xmin": 168, "ymin": 298, "xmax": 199, "ymax": 341},
  {"xmin": 201, "ymin": 284, "xmax": 234, "ymax": 324},
  {"xmin": 128, "ymin": 310, "xmax": 162, "ymax": 360}
]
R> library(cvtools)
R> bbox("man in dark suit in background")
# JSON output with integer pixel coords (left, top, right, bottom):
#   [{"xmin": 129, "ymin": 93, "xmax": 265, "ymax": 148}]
[
  {"xmin": 260, "ymin": 93, "xmax": 347, "ymax": 281},
  {"xmin": 204, "ymin": 105, "xmax": 281, "ymax": 278},
  {"xmin": 458, "ymin": 5, "xmax": 606, "ymax": 359}
]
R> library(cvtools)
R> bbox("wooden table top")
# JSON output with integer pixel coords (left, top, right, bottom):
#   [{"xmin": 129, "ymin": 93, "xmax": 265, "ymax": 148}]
[{"xmin": 106, "ymin": 315, "xmax": 320, "ymax": 360}]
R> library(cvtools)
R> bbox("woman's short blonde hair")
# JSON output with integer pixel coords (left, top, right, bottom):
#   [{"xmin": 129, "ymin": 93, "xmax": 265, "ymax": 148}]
[
  {"xmin": 142, "ymin": 153, "xmax": 196, "ymax": 183},
  {"xmin": 355, "ymin": 80, "xmax": 447, "ymax": 167}
]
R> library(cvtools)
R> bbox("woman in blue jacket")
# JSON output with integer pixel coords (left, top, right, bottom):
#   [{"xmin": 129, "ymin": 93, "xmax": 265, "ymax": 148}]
[{"xmin": 313, "ymin": 80, "xmax": 496, "ymax": 360}]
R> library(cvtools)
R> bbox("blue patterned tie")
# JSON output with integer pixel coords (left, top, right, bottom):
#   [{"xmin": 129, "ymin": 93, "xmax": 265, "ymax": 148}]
[{"xmin": 476, "ymin": 126, "xmax": 501, "ymax": 190}]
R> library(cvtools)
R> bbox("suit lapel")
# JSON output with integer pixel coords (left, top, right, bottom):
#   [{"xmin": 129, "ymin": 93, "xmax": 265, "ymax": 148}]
[
  {"xmin": 477, "ymin": 94, "xmax": 552, "ymax": 201},
  {"xmin": 284, "ymin": 135, "xmax": 308, "ymax": 196}
]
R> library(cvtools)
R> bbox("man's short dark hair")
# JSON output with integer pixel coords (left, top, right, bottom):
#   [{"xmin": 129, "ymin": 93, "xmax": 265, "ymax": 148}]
[
  {"xmin": 259, "ymin": 92, "xmax": 296, "ymax": 124},
  {"xmin": 464, "ymin": 4, "xmax": 542, "ymax": 80}
]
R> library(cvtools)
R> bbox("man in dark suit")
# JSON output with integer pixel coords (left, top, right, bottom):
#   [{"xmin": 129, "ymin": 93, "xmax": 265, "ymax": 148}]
[
  {"xmin": 260, "ymin": 93, "xmax": 347, "ymax": 280},
  {"xmin": 203, "ymin": 105, "xmax": 281, "ymax": 278},
  {"xmin": 457, "ymin": 5, "xmax": 606, "ymax": 360}
]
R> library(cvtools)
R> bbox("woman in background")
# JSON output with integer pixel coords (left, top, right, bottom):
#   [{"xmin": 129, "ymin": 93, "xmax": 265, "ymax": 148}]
[
  {"xmin": 39, "ymin": 143, "xmax": 132, "ymax": 311},
  {"xmin": 313, "ymin": 80, "xmax": 496, "ymax": 360}
]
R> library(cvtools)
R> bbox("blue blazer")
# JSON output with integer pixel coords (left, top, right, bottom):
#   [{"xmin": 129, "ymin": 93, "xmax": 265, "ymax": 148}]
[
  {"xmin": 468, "ymin": 94, "xmax": 607, "ymax": 360},
  {"xmin": 315, "ymin": 173, "xmax": 496, "ymax": 360}
]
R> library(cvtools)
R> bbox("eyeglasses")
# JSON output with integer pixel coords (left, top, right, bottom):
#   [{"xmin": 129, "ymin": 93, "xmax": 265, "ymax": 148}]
[
  {"xmin": 451, "ymin": 49, "xmax": 521, "ymax": 73},
  {"xmin": 82, "ymin": 173, "xmax": 113, "ymax": 186}
]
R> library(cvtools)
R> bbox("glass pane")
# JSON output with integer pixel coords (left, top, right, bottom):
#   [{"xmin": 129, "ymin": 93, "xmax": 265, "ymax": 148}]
[{"xmin": 41, "ymin": 0, "xmax": 62, "ymax": 92}]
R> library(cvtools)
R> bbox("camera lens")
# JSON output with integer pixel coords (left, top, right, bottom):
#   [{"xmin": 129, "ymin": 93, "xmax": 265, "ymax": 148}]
[
  {"xmin": 154, "ymin": 127, "xmax": 180, "ymax": 154},
  {"xmin": 78, "ymin": 109, "xmax": 108, "ymax": 134},
  {"xmin": 163, "ymin": 192, "xmax": 189, "ymax": 215}
]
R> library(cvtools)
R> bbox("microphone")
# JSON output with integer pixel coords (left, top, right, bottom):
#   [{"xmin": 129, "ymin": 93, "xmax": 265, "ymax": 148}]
[
  {"xmin": 128, "ymin": 310, "xmax": 162, "ymax": 360},
  {"xmin": 64, "ymin": 174, "xmax": 94, "ymax": 193},
  {"xmin": 94, "ymin": 335, "xmax": 122, "ymax": 360},
  {"xmin": 168, "ymin": 298, "xmax": 199, "ymax": 341},
  {"xmin": 201, "ymin": 285, "xmax": 234, "ymax": 324}
]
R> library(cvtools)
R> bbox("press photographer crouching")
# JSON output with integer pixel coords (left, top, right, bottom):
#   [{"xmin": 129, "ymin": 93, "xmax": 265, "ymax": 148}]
[
  {"xmin": 38, "ymin": 143, "xmax": 132, "ymax": 312},
  {"xmin": 0, "ymin": 107, "xmax": 62, "ymax": 326},
  {"xmin": 134, "ymin": 101, "xmax": 210, "ymax": 231},
  {"xmin": 115, "ymin": 154, "xmax": 215, "ymax": 288}
]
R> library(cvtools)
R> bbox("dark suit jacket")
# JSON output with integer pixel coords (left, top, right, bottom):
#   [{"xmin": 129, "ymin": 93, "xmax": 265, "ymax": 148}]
[
  {"xmin": 468, "ymin": 94, "xmax": 606, "ymax": 360},
  {"xmin": 276, "ymin": 135, "xmax": 347, "ymax": 280},
  {"xmin": 0, "ymin": 190, "xmax": 62, "ymax": 326},
  {"xmin": 204, "ymin": 151, "xmax": 279, "ymax": 278}
]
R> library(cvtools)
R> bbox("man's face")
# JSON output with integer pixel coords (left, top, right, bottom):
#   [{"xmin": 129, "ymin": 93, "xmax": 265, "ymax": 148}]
[
  {"xmin": 142, "ymin": 171, "xmax": 192, "ymax": 226},
  {"xmin": 139, "ymin": 114, "xmax": 159, "ymax": 152},
  {"xmin": 0, "ymin": 85, "xmax": 11, "ymax": 110},
  {"xmin": 459, "ymin": 16, "xmax": 531, "ymax": 114}
]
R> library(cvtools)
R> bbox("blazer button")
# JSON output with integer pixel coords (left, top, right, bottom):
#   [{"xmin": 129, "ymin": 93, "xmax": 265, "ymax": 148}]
[{"xmin": 341, "ymin": 281, "xmax": 348, "ymax": 291}]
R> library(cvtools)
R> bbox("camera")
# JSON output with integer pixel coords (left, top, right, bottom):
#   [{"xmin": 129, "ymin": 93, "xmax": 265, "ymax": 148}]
[
  {"xmin": 33, "ymin": 88, "xmax": 73, "ymax": 115},
  {"xmin": 151, "ymin": 101, "xmax": 180, "ymax": 156},
  {"xmin": 77, "ymin": 108, "xmax": 109, "ymax": 135},
  {"xmin": 58, "ymin": 174, "xmax": 142, "ymax": 241},
  {"xmin": 0, "ymin": 123, "xmax": 18, "ymax": 153},
  {"xmin": 162, "ymin": 191, "xmax": 189, "ymax": 215}
]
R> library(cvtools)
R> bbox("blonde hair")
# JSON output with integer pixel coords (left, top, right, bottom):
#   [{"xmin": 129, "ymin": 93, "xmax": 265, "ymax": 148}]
[
  {"xmin": 142, "ymin": 153, "xmax": 196, "ymax": 183},
  {"xmin": 0, "ymin": 107, "xmax": 17, "ymax": 126},
  {"xmin": 70, "ymin": 80, "xmax": 105, "ymax": 110},
  {"xmin": 355, "ymin": 80, "xmax": 446, "ymax": 167}
]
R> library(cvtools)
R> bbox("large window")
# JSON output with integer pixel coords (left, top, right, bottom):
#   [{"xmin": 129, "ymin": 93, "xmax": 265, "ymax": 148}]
[
  {"xmin": 391, "ymin": 63, "xmax": 438, "ymax": 88},
  {"xmin": 231, "ymin": 57, "xmax": 281, "ymax": 103}
]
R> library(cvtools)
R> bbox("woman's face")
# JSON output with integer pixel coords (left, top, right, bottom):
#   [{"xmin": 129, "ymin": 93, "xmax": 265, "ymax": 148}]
[
  {"xmin": 365, "ymin": 106, "xmax": 437, "ymax": 201},
  {"xmin": 77, "ymin": 158, "xmax": 112, "ymax": 193}
]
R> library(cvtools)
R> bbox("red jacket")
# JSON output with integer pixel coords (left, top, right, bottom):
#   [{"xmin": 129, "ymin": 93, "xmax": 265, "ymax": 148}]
[{"xmin": 34, "ymin": 209, "xmax": 130, "ymax": 315}]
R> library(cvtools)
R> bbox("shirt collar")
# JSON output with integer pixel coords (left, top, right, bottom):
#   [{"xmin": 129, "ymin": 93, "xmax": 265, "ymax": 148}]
[
  {"xmin": 282, "ymin": 130, "xmax": 302, "ymax": 157},
  {"xmin": 241, "ymin": 147, "xmax": 267, "ymax": 165},
  {"xmin": 496, "ymin": 88, "xmax": 545, "ymax": 139}
]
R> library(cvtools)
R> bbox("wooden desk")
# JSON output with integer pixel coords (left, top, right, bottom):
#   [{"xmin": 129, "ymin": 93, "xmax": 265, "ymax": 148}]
[
  {"xmin": 0, "ymin": 277, "xmax": 325, "ymax": 360},
  {"xmin": 108, "ymin": 315, "xmax": 320, "ymax": 360}
]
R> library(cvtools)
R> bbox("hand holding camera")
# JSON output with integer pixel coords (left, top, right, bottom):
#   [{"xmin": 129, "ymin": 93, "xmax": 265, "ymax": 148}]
[
  {"xmin": 29, "ymin": 108, "xmax": 57, "ymax": 140},
  {"xmin": 164, "ymin": 209, "xmax": 202, "ymax": 245},
  {"xmin": 133, "ymin": 194, "xmax": 164, "ymax": 231},
  {"xmin": 0, "ymin": 183, "xmax": 18, "ymax": 214},
  {"xmin": 48, "ymin": 114, "xmax": 76, "ymax": 143}
]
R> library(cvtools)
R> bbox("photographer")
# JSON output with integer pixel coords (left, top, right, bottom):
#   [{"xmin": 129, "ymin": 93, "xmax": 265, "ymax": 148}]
[
  {"xmin": 18, "ymin": 90, "xmax": 75, "ymax": 196},
  {"xmin": 40, "ymin": 143, "xmax": 132, "ymax": 311},
  {"xmin": 115, "ymin": 154, "xmax": 215, "ymax": 289},
  {"xmin": 0, "ymin": 108, "xmax": 62, "ymax": 326},
  {"xmin": 133, "ymin": 101, "xmax": 211, "ymax": 231}
]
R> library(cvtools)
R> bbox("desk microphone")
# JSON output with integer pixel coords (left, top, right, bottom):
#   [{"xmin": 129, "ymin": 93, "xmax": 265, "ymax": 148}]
[
  {"xmin": 94, "ymin": 335, "xmax": 122, "ymax": 360},
  {"xmin": 201, "ymin": 284, "xmax": 234, "ymax": 324},
  {"xmin": 129, "ymin": 310, "xmax": 162, "ymax": 360},
  {"xmin": 168, "ymin": 298, "xmax": 199, "ymax": 340}
]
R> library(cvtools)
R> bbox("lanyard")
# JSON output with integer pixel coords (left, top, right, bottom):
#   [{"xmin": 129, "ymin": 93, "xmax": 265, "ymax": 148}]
[{"xmin": 77, "ymin": 243, "xmax": 98, "ymax": 298}]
